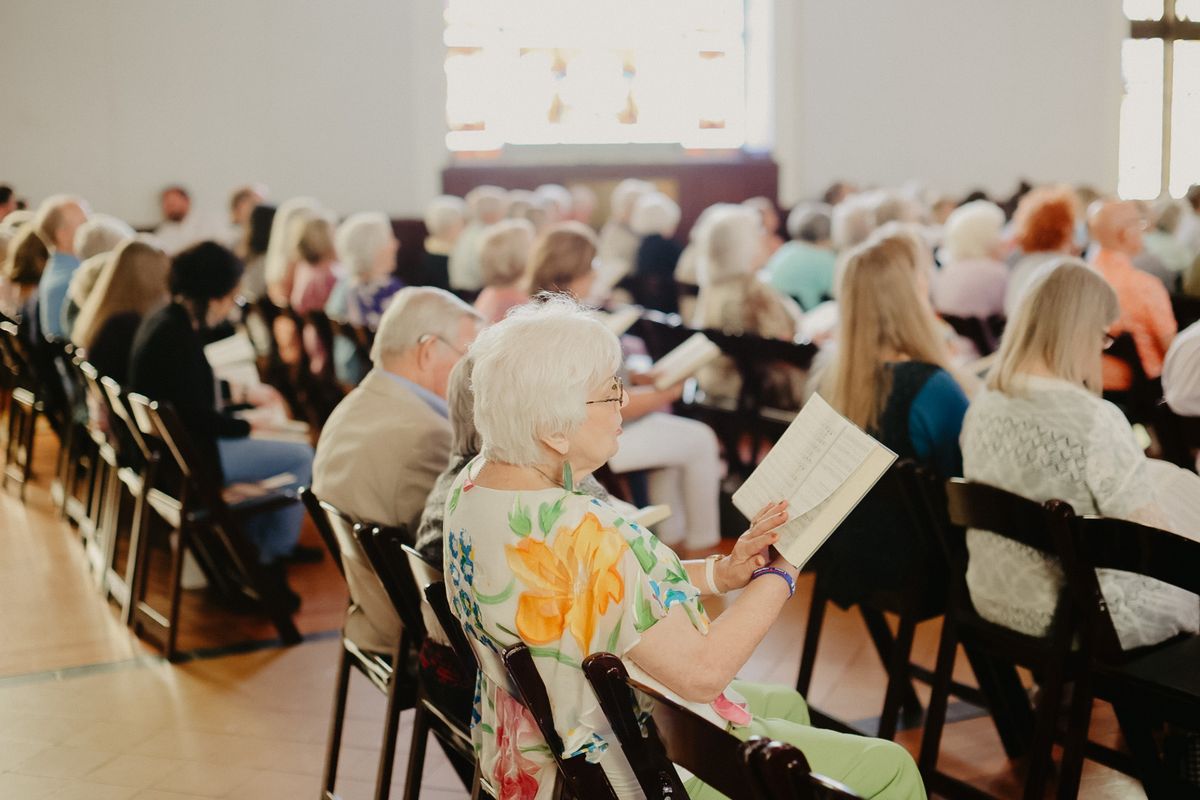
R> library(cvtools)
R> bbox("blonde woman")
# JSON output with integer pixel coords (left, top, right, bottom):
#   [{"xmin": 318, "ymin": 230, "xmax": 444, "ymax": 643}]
[
  {"xmin": 524, "ymin": 220, "xmax": 600, "ymax": 300},
  {"xmin": 289, "ymin": 213, "xmax": 339, "ymax": 314},
  {"xmin": 473, "ymin": 218, "xmax": 535, "ymax": 323},
  {"xmin": 71, "ymin": 238, "xmax": 170, "ymax": 383},
  {"xmin": 263, "ymin": 196, "xmax": 320, "ymax": 306},
  {"xmin": 932, "ymin": 200, "xmax": 1008, "ymax": 319},
  {"xmin": 816, "ymin": 227, "xmax": 971, "ymax": 608},
  {"xmin": 693, "ymin": 205, "xmax": 804, "ymax": 407},
  {"xmin": 962, "ymin": 259, "xmax": 1200, "ymax": 650}
]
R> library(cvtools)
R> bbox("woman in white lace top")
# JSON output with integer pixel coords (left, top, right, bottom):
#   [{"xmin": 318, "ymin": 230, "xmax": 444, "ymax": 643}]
[{"xmin": 961, "ymin": 258, "xmax": 1200, "ymax": 650}]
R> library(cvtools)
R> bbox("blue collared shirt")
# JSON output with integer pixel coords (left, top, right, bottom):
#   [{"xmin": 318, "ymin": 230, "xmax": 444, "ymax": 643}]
[
  {"xmin": 38, "ymin": 252, "xmax": 81, "ymax": 338},
  {"xmin": 383, "ymin": 371, "xmax": 448, "ymax": 418}
]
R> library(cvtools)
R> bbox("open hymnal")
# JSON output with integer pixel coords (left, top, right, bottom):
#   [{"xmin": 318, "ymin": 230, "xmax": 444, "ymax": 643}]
[
  {"xmin": 204, "ymin": 332, "xmax": 260, "ymax": 389},
  {"xmin": 732, "ymin": 393, "xmax": 896, "ymax": 568},
  {"xmin": 599, "ymin": 306, "xmax": 642, "ymax": 337},
  {"xmin": 650, "ymin": 333, "xmax": 722, "ymax": 390}
]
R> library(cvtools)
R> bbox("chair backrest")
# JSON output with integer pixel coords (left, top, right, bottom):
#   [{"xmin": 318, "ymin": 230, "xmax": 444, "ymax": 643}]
[
  {"xmin": 353, "ymin": 524, "xmax": 427, "ymax": 641},
  {"xmin": 1056, "ymin": 514, "xmax": 1200, "ymax": 662},
  {"xmin": 100, "ymin": 377, "xmax": 153, "ymax": 464},
  {"xmin": 941, "ymin": 478, "xmax": 1077, "ymax": 639},
  {"xmin": 503, "ymin": 643, "xmax": 619, "ymax": 800},
  {"xmin": 298, "ymin": 487, "xmax": 346, "ymax": 577},
  {"xmin": 631, "ymin": 311, "xmax": 692, "ymax": 362},
  {"xmin": 741, "ymin": 738, "xmax": 862, "ymax": 800},
  {"xmin": 941, "ymin": 314, "xmax": 999, "ymax": 356},
  {"xmin": 422, "ymin": 578, "xmax": 478, "ymax": 675}
]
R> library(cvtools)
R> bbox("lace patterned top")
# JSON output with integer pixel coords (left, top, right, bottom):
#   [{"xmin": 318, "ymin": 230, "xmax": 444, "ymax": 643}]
[
  {"xmin": 444, "ymin": 457, "xmax": 746, "ymax": 800},
  {"xmin": 961, "ymin": 375, "xmax": 1199, "ymax": 650}
]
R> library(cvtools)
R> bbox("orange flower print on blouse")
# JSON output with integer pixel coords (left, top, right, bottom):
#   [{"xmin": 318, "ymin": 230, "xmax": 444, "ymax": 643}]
[{"xmin": 504, "ymin": 512, "xmax": 627, "ymax": 654}]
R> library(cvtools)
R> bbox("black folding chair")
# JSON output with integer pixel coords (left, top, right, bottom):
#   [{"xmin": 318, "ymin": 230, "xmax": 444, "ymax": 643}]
[{"xmin": 741, "ymin": 737, "xmax": 862, "ymax": 800}]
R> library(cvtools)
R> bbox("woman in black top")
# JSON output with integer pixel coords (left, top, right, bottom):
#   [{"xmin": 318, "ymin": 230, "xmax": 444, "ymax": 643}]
[{"xmin": 128, "ymin": 241, "xmax": 314, "ymax": 604}]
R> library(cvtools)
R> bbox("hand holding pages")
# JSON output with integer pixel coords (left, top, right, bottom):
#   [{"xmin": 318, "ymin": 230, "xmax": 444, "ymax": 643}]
[
  {"xmin": 650, "ymin": 332, "xmax": 722, "ymax": 390},
  {"xmin": 732, "ymin": 394, "xmax": 896, "ymax": 568},
  {"xmin": 204, "ymin": 332, "xmax": 261, "ymax": 389}
]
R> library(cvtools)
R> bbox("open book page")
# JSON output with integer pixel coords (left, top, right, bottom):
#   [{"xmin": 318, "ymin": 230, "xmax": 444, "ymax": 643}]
[
  {"xmin": 598, "ymin": 306, "xmax": 642, "ymax": 337},
  {"xmin": 651, "ymin": 333, "xmax": 722, "ymax": 390},
  {"xmin": 732, "ymin": 393, "xmax": 896, "ymax": 568},
  {"xmin": 204, "ymin": 332, "xmax": 261, "ymax": 388}
]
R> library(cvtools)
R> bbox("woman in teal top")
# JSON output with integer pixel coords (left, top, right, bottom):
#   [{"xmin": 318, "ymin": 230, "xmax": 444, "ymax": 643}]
[{"xmin": 763, "ymin": 203, "xmax": 837, "ymax": 310}]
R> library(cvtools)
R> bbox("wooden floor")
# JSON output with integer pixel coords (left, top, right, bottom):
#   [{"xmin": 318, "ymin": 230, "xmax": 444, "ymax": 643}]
[{"xmin": 0, "ymin": 424, "xmax": 1147, "ymax": 798}]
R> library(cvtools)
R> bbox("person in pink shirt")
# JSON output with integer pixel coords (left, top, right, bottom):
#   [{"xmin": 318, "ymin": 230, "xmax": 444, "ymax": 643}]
[
  {"xmin": 289, "ymin": 214, "xmax": 339, "ymax": 313},
  {"xmin": 473, "ymin": 218, "xmax": 535, "ymax": 323},
  {"xmin": 932, "ymin": 200, "xmax": 1009, "ymax": 319},
  {"xmin": 1089, "ymin": 200, "xmax": 1177, "ymax": 390}
]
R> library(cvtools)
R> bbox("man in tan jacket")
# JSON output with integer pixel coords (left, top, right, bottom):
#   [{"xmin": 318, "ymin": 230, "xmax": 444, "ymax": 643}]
[{"xmin": 312, "ymin": 286, "xmax": 483, "ymax": 653}]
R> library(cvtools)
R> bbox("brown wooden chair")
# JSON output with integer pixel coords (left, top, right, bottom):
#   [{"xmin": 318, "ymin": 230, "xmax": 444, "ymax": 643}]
[
  {"xmin": 297, "ymin": 490, "xmax": 416, "ymax": 800},
  {"xmin": 941, "ymin": 314, "xmax": 1004, "ymax": 356},
  {"xmin": 502, "ymin": 643, "xmax": 618, "ymax": 799},
  {"xmin": 1103, "ymin": 331, "xmax": 1162, "ymax": 426},
  {"xmin": 0, "ymin": 319, "xmax": 41, "ymax": 498},
  {"xmin": 741, "ymin": 737, "xmax": 863, "ymax": 800},
  {"xmin": 1056, "ymin": 514, "xmax": 1200, "ymax": 799},
  {"xmin": 124, "ymin": 393, "xmax": 301, "ymax": 659},
  {"xmin": 918, "ymin": 479, "xmax": 1116, "ymax": 800}
]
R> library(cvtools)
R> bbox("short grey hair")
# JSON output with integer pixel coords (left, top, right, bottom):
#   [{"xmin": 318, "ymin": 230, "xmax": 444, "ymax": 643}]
[
  {"xmin": 446, "ymin": 353, "xmax": 481, "ymax": 458},
  {"xmin": 831, "ymin": 196, "xmax": 876, "ymax": 251},
  {"xmin": 34, "ymin": 194, "xmax": 87, "ymax": 245},
  {"xmin": 941, "ymin": 200, "xmax": 1005, "ymax": 261},
  {"xmin": 465, "ymin": 186, "xmax": 509, "ymax": 224},
  {"xmin": 787, "ymin": 203, "xmax": 832, "ymax": 243},
  {"xmin": 630, "ymin": 192, "xmax": 681, "ymax": 237},
  {"xmin": 479, "ymin": 218, "xmax": 535, "ymax": 287},
  {"xmin": 370, "ymin": 286, "xmax": 482, "ymax": 365},
  {"xmin": 74, "ymin": 214, "xmax": 134, "ymax": 261},
  {"xmin": 700, "ymin": 205, "xmax": 761, "ymax": 285},
  {"xmin": 336, "ymin": 212, "xmax": 394, "ymax": 280},
  {"xmin": 470, "ymin": 294, "xmax": 622, "ymax": 466},
  {"xmin": 609, "ymin": 179, "xmax": 654, "ymax": 223},
  {"xmin": 423, "ymin": 195, "xmax": 465, "ymax": 239}
]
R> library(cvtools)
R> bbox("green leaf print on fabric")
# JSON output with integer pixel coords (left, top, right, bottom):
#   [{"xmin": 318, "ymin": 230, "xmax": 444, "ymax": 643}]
[
  {"xmin": 448, "ymin": 486, "xmax": 461, "ymax": 515},
  {"xmin": 538, "ymin": 495, "xmax": 568, "ymax": 535},
  {"xmin": 529, "ymin": 646, "xmax": 582, "ymax": 668},
  {"xmin": 633, "ymin": 581, "xmax": 657, "ymax": 633},
  {"xmin": 508, "ymin": 498, "xmax": 532, "ymax": 538},
  {"xmin": 629, "ymin": 536, "xmax": 658, "ymax": 574},
  {"xmin": 476, "ymin": 577, "xmax": 516, "ymax": 605},
  {"xmin": 480, "ymin": 723, "xmax": 495, "ymax": 735},
  {"xmin": 663, "ymin": 559, "xmax": 688, "ymax": 585},
  {"xmin": 606, "ymin": 618, "xmax": 623, "ymax": 653}
]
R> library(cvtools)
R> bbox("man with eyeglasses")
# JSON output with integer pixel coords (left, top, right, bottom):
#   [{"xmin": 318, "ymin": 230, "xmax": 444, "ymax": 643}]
[{"xmin": 313, "ymin": 286, "xmax": 483, "ymax": 655}]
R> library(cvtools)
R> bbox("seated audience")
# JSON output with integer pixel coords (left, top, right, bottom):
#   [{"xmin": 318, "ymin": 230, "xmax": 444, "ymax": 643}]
[
  {"xmin": 567, "ymin": 183, "xmax": 597, "ymax": 225},
  {"xmin": 830, "ymin": 192, "xmax": 876, "ymax": 252},
  {"xmin": 932, "ymin": 200, "xmax": 1008, "ymax": 319},
  {"xmin": 0, "ymin": 223, "xmax": 21, "ymax": 317},
  {"xmin": 420, "ymin": 195, "xmax": 465, "ymax": 290},
  {"xmin": 534, "ymin": 183, "xmax": 572, "ymax": 229},
  {"xmin": 2, "ymin": 221, "xmax": 49, "ymax": 323},
  {"xmin": 1089, "ymin": 200, "xmax": 1177, "ymax": 390},
  {"xmin": 1004, "ymin": 185, "xmax": 1079, "ymax": 316},
  {"xmin": 35, "ymin": 194, "xmax": 90, "ymax": 338},
  {"xmin": 449, "ymin": 186, "xmax": 508, "ymax": 293},
  {"xmin": 447, "ymin": 296, "xmax": 924, "ymax": 799},
  {"xmin": 62, "ymin": 214, "xmax": 135, "ymax": 336},
  {"xmin": 0, "ymin": 184, "xmax": 16, "ymax": 222},
  {"xmin": 1138, "ymin": 198, "xmax": 1192, "ymax": 286},
  {"xmin": 816, "ymin": 227, "xmax": 970, "ymax": 608},
  {"xmin": 962, "ymin": 259, "xmax": 1200, "ymax": 650},
  {"xmin": 629, "ymin": 191, "xmax": 683, "ymax": 313},
  {"xmin": 72, "ymin": 238, "xmax": 169, "ymax": 384},
  {"xmin": 1177, "ymin": 183, "xmax": 1200, "ymax": 258},
  {"xmin": 694, "ymin": 205, "xmax": 804, "ymax": 407},
  {"xmin": 226, "ymin": 184, "xmax": 264, "ymax": 252},
  {"xmin": 1162, "ymin": 320, "xmax": 1200, "ymax": 471},
  {"xmin": 743, "ymin": 196, "xmax": 785, "ymax": 254},
  {"xmin": 289, "ymin": 213, "xmax": 339, "ymax": 313},
  {"xmin": 237, "ymin": 203, "xmax": 275, "ymax": 302},
  {"xmin": 762, "ymin": 202, "xmax": 836, "ymax": 311},
  {"xmin": 263, "ymin": 196, "xmax": 320, "ymax": 306},
  {"xmin": 597, "ymin": 178, "xmax": 653, "ymax": 289},
  {"xmin": 473, "ymin": 218, "xmax": 535, "ymax": 323},
  {"xmin": 154, "ymin": 185, "xmax": 222, "ymax": 255},
  {"xmin": 129, "ymin": 241, "xmax": 313, "ymax": 605},
  {"xmin": 524, "ymin": 221, "xmax": 602, "ymax": 300}
]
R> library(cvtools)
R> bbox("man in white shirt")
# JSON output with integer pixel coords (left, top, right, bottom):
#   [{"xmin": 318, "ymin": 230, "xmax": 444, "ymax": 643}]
[{"xmin": 154, "ymin": 185, "xmax": 222, "ymax": 255}]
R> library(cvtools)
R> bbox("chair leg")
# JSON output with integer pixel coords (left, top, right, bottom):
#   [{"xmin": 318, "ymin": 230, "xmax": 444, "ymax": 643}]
[
  {"xmin": 877, "ymin": 613, "xmax": 919, "ymax": 740},
  {"xmin": 1114, "ymin": 703, "xmax": 1170, "ymax": 799},
  {"xmin": 963, "ymin": 643, "xmax": 1034, "ymax": 759},
  {"xmin": 1022, "ymin": 658, "xmax": 1067, "ymax": 800},
  {"xmin": 164, "ymin": 524, "xmax": 188, "ymax": 661},
  {"xmin": 796, "ymin": 577, "xmax": 829, "ymax": 696},
  {"xmin": 1057, "ymin": 676, "xmax": 1094, "ymax": 800},
  {"xmin": 321, "ymin": 644, "xmax": 353, "ymax": 797},
  {"xmin": 402, "ymin": 701, "xmax": 431, "ymax": 800},
  {"xmin": 918, "ymin": 615, "xmax": 958, "ymax": 778},
  {"xmin": 373, "ymin": 665, "xmax": 408, "ymax": 800},
  {"xmin": 125, "ymin": 487, "xmax": 155, "ymax": 628},
  {"xmin": 860, "ymin": 606, "xmax": 922, "ymax": 715}
]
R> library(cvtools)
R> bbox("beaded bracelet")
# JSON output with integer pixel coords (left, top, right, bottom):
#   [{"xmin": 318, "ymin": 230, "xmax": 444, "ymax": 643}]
[{"xmin": 750, "ymin": 566, "xmax": 796, "ymax": 598}]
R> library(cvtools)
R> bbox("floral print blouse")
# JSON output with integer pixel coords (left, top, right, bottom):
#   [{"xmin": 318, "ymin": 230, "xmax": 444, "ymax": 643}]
[{"xmin": 444, "ymin": 457, "xmax": 736, "ymax": 800}]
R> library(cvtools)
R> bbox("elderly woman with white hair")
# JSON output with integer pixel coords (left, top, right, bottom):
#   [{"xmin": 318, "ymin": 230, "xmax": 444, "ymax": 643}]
[
  {"xmin": 61, "ymin": 213, "xmax": 136, "ymax": 337},
  {"xmin": 597, "ymin": 178, "xmax": 653, "ymax": 289},
  {"xmin": 694, "ymin": 205, "xmax": 805, "ymax": 407},
  {"xmin": 420, "ymin": 195, "xmax": 465, "ymax": 290},
  {"xmin": 932, "ymin": 200, "xmax": 1008, "ymax": 319},
  {"xmin": 447, "ymin": 295, "xmax": 925, "ymax": 800},
  {"xmin": 450, "ymin": 185, "xmax": 509, "ymax": 293},
  {"xmin": 629, "ymin": 191, "xmax": 683, "ymax": 313}
]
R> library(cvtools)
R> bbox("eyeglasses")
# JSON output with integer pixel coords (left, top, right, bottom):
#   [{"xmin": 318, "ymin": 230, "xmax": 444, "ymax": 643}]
[
  {"xmin": 585, "ymin": 376, "xmax": 626, "ymax": 406},
  {"xmin": 419, "ymin": 333, "xmax": 465, "ymax": 357},
  {"xmin": 1102, "ymin": 333, "xmax": 1115, "ymax": 350}
]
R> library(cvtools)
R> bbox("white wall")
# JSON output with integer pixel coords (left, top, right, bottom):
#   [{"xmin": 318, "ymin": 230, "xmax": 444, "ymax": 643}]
[
  {"xmin": 0, "ymin": 0, "xmax": 446, "ymax": 225},
  {"xmin": 775, "ymin": 0, "xmax": 1127, "ymax": 203},
  {"xmin": 0, "ymin": 1, "xmax": 1127, "ymax": 222}
]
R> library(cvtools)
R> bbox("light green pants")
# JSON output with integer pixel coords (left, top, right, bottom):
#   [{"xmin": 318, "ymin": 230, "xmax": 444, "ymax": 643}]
[{"xmin": 684, "ymin": 680, "xmax": 927, "ymax": 800}]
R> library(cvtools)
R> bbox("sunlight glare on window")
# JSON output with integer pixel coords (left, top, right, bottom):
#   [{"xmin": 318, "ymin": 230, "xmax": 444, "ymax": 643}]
[
  {"xmin": 1118, "ymin": 38, "xmax": 1164, "ymax": 199},
  {"xmin": 443, "ymin": 0, "xmax": 747, "ymax": 151},
  {"xmin": 1123, "ymin": 0, "xmax": 1163, "ymax": 20},
  {"xmin": 1171, "ymin": 41, "xmax": 1200, "ymax": 196}
]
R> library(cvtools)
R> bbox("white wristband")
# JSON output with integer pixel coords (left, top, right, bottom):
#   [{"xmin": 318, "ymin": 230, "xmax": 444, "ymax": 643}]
[{"xmin": 704, "ymin": 554, "xmax": 725, "ymax": 595}]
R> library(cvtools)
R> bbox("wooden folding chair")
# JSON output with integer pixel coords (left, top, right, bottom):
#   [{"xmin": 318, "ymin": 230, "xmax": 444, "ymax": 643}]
[
  {"xmin": 0, "ymin": 320, "xmax": 41, "ymax": 498},
  {"xmin": 1056, "ymin": 514, "xmax": 1200, "ymax": 799},
  {"xmin": 124, "ymin": 393, "xmax": 301, "ymax": 659},
  {"xmin": 298, "ymin": 490, "xmax": 417, "ymax": 800},
  {"xmin": 741, "ymin": 737, "xmax": 862, "ymax": 800},
  {"xmin": 941, "ymin": 314, "xmax": 1003, "ymax": 356}
]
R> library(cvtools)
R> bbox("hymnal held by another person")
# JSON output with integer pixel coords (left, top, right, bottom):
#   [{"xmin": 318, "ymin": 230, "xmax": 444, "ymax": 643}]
[
  {"xmin": 732, "ymin": 394, "xmax": 896, "ymax": 569},
  {"xmin": 650, "ymin": 332, "xmax": 722, "ymax": 390}
]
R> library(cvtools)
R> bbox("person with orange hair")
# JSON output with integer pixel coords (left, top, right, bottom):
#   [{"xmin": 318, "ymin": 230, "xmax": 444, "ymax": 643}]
[{"xmin": 1003, "ymin": 185, "xmax": 1079, "ymax": 316}]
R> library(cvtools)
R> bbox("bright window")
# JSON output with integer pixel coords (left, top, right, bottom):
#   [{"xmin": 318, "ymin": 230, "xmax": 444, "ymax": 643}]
[
  {"xmin": 443, "ymin": 0, "xmax": 748, "ymax": 152},
  {"xmin": 1121, "ymin": 1, "xmax": 1200, "ymax": 198}
]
